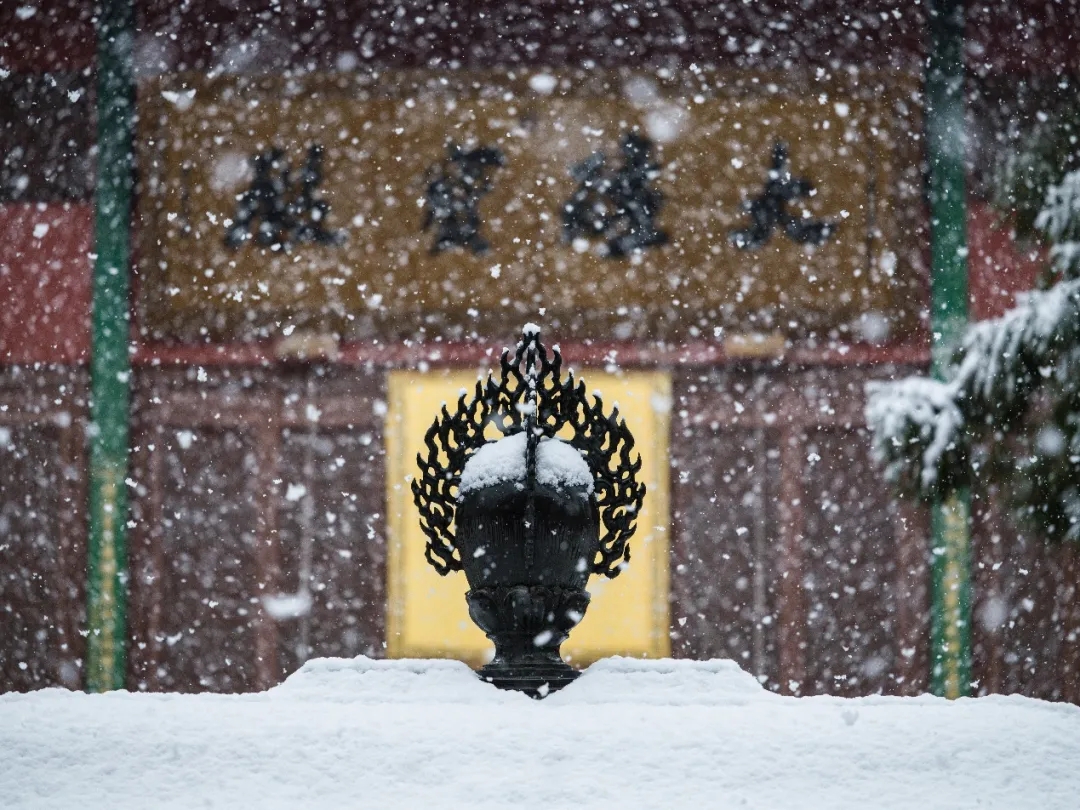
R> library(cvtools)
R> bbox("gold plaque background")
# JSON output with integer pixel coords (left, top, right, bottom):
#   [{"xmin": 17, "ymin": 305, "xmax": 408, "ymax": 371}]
[
  {"xmin": 138, "ymin": 71, "xmax": 921, "ymax": 342},
  {"xmin": 384, "ymin": 368, "xmax": 671, "ymax": 664}
]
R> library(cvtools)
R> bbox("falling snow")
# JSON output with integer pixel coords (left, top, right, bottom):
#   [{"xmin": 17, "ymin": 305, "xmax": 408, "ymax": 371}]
[{"xmin": 4, "ymin": 6, "xmax": 1080, "ymax": 804}]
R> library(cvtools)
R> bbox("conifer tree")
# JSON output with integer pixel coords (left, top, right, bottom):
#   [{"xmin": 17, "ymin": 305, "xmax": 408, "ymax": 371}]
[{"xmin": 866, "ymin": 169, "xmax": 1080, "ymax": 542}]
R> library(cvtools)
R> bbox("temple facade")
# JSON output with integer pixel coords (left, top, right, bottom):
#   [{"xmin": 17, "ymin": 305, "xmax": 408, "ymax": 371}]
[{"xmin": 2, "ymin": 0, "xmax": 1077, "ymax": 701}]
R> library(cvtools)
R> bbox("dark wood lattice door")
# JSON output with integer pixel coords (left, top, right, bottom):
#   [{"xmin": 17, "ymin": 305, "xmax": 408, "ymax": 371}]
[{"xmin": 126, "ymin": 367, "xmax": 386, "ymax": 692}]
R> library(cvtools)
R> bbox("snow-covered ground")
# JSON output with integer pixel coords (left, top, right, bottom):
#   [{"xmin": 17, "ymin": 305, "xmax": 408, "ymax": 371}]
[{"xmin": 3, "ymin": 656, "xmax": 1079, "ymax": 809}]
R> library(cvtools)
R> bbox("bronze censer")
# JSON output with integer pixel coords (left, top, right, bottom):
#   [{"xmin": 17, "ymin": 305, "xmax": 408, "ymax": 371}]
[{"xmin": 412, "ymin": 326, "xmax": 646, "ymax": 697}]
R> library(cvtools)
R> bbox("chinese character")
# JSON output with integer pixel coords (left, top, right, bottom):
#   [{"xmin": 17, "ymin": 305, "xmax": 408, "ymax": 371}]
[
  {"xmin": 422, "ymin": 142, "xmax": 505, "ymax": 254},
  {"xmin": 225, "ymin": 145, "xmax": 343, "ymax": 249},
  {"xmin": 729, "ymin": 142, "xmax": 837, "ymax": 250},
  {"xmin": 562, "ymin": 131, "xmax": 668, "ymax": 258}
]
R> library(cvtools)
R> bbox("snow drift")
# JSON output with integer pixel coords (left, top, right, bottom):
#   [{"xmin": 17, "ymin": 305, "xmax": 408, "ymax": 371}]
[{"xmin": 2, "ymin": 656, "xmax": 1079, "ymax": 809}]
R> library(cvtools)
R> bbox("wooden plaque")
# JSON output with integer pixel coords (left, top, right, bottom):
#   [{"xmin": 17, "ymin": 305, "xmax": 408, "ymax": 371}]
[{"xmin": 138, "ymin": 70, "xmax": 922, "ymax": 342}]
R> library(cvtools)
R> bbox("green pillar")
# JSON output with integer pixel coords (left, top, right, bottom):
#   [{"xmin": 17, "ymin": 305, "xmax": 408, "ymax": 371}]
[
  {"xmin": 926, "ymin": 0, "xmax": 972, "ymax": 699},
  {"xmin": 87, "ymin": 0, "xmax": 135, "ymax": 692}
]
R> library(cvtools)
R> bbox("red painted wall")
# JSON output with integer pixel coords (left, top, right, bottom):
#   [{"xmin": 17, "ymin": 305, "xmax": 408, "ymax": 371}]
[
  {"xmin": 0, "ymin": 204, "xmax": 92, "ymax": 364},
  {"xmin": 967, "ymin": 202, "xmax": 1044, "ymax": 323}
]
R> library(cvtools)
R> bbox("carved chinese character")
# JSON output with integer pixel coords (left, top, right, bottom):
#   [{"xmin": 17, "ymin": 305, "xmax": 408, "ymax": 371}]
[
  {"xmin": 562, "ymin": 132, "xmax": 668, "ymax": 258},
  {"xmin": 729, "ymin": 142, "xmax": 837, "ymax": 250},
  {"xmin": 225, "ymin": 145, "xmax": 343, "ymax": 249},
  {"xmin": 422, "ymin": 142, "xmax": 505, "ymax": 254}
]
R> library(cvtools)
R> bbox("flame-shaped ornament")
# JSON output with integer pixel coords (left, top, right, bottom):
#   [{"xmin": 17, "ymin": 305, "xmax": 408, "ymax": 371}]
[{"xmin": 411, "ymin": 326, "xmax": 646, "ymax": 696}]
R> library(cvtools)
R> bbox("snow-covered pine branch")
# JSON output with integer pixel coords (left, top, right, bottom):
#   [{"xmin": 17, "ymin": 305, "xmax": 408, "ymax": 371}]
[
  {"xmin": 953, "ymin": 276, "xmax": 1080, "ymax": 419},
  {"xmin": 865, "ymin": 277, "xmax": 1080, "ymax": 525},
  {"xmin": 1035, "ymin": 169, "xmax": 1080, "ymax": 279},
  {"xmin": 864, "ymin": 376, "xmax": 965, "ymax": 497}
]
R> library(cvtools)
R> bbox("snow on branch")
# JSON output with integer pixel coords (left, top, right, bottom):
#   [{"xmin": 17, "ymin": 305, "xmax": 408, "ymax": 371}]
[
  {"xmin": 1035, "ymin": 169, "xmax": 1080, "ymax": 279},
  {"xmin": 953, "ymin": 276, "xmax": 1080, "ymax": 412},
  {"xmin": 865, "ymin": 376, "xmax": 965, "ymax": 495}
]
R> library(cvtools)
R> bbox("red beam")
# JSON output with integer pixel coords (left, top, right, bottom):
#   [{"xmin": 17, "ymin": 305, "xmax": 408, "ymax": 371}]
[{"xmin": 132, "ymin": 338, "xmax": 929, "ymax": 370}]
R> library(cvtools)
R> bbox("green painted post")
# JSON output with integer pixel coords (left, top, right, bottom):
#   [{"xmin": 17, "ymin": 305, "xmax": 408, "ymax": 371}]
[
  {"xmin": 87, "ymin": 0, "xmax": 135, "ymax": 692},
  {"xmin": 926, "ymin": 0, "xmax": 972, "ymax": 699}
]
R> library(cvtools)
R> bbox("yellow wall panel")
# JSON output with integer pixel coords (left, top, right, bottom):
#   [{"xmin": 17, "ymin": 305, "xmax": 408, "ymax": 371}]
[{"xmin": 385, "ymin": 367, "xmax": 671, "ymax": 665}]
